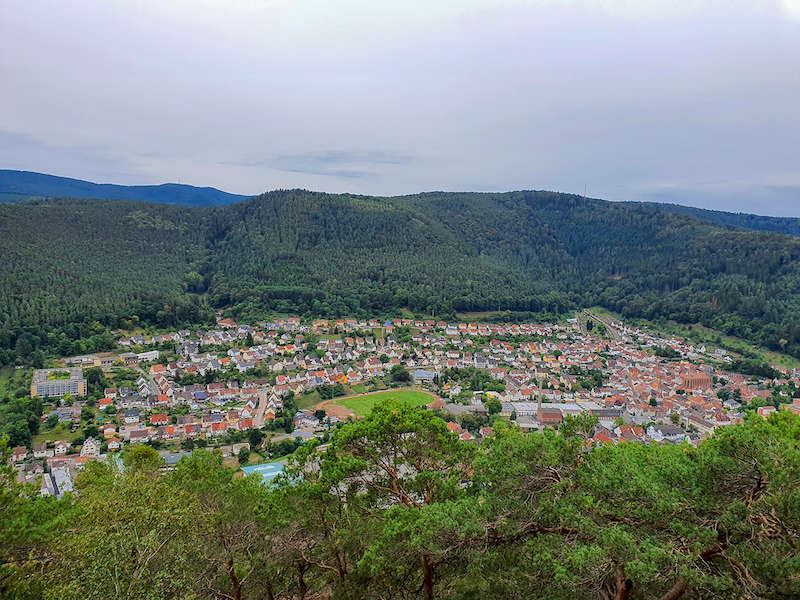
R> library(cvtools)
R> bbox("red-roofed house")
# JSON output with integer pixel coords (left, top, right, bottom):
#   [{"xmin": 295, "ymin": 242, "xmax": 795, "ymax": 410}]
[{"xmin": 150, "ymin": 414, "xmax": 169, "ymax": 426}]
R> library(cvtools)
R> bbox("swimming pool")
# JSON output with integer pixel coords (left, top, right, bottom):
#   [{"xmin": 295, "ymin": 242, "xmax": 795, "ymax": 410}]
[{"xmin": 241, "ymin": 462, "xmax": 284, "ymax": 484}]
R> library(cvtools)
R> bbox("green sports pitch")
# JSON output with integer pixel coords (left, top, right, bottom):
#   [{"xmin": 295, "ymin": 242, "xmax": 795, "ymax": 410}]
[{"xmin": 333, "ymin": 390, "xmax": 435, "ymax": 416}]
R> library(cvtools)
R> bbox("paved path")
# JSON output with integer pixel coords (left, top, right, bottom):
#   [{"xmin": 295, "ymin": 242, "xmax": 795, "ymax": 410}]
[{"xmin": 254, "ymin": 388, "xmax": 270, "ymax": 428}]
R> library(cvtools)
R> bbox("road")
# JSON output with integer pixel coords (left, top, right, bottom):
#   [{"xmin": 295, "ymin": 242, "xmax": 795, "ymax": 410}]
[{"xmin": 254, "ymin": 389, "xmax": 270, "ymax": 428}]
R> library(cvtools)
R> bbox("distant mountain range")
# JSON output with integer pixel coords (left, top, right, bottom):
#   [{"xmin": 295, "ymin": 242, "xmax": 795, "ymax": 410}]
[
  {"xmin": 1, "ymin": 169, "xmax": 798, "ymax": 235},
  {"xmin": 0, "ymin": 169, "xmax": 252, "ymax": 207}
]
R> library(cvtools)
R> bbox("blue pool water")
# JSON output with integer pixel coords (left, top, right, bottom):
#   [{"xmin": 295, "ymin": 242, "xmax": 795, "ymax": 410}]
[{"xmin": 241, "ymin": 462, "xmax": 284, "ymax": 484}]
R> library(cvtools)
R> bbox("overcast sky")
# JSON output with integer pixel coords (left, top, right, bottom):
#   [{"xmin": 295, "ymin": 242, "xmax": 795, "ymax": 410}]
[{"xmin": 1, "ymin": 0, "xmax": 799, "ymax": 215}]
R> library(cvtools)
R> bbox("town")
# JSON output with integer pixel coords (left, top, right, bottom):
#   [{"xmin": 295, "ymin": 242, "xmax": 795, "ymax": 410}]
[{"xmin": 9, "ymin": 312, "xmax": 800, "ymax": 497}]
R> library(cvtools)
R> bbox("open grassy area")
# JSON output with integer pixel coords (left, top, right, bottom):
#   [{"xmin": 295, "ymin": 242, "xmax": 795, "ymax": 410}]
[
  {"xmin": 333, "ymin": 389, "xmax": 435, "ymax": 416},
  {"xmin": 33, "ymin": 423, "xmax": 82, "ymax": 445},
  {"xmin": 0, "ymin": 366, "xmax": 14, "ymax": 397},
  {"xmin": 348, "ymin": 383, "xmax": 368, "ymax": 395},
  {"xmin": 296, "ymin": 390, "xmax": 322, "ymax": 410},
  {"xmin": 298, "ymin": 383, "xmax": 382, "ymax": 410},
  {"xmin": 0, "ymin": 366, "xmax": 31, "ymax": 399}
]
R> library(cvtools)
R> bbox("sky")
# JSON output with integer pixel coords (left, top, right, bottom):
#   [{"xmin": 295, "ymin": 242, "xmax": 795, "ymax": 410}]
[{"xmin": 1, "ymin": 0, "xmax": 799, "ymax": 216}]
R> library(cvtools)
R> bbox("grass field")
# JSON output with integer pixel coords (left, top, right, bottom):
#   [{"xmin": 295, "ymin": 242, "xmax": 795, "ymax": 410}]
[
  {"xmin": 298, "ymin": 383, "xmax": 382, "ymax": 410},
  {"xmin": 296, "ymin": 390, "xmax": 322, "ymax": 410},
  {"xmin": 32, "ymin": 423, "xmax": 82, "ymax": 445},
  {"xmin": 0, "ymin": 366, "xmax": 31, "ymax": 399},
  {"xmin": 333, "ymin": 389, "xmax": 435, "ymax": 416},
  {"xmin": 0, "ymin": 366, "xmax": 14, "ymax": 397}
]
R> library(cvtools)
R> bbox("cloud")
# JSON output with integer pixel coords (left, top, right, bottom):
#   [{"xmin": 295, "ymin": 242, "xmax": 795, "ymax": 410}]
[
  {"xmin": 225, "ymin": 150, "xmax": 414, "ymax": 179},
  {"xmin": 782, "ymin": 0, "xmax": 800, "ymax": 20},
  {"xmin": 0, "ymin": 130, "xmax": 143, "ymax": 184},
  {"xmin": 1, "ymin": 1, "xmax": 798, "ymax": 213}
]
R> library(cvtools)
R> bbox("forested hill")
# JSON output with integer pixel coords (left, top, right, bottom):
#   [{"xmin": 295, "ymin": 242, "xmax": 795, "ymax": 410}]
[
  {"xmin": 4, "ymin": 169, "xmax": 800, "ymax": 236},
  {"xmin": 0, "ymin": 169, "xmax": 252, "ymax": 206},
  {"xmin": 4, "ymin": 169, "xmax": 799, "ymax": 236},
  {"xmin": 634, "ymin": 201, "xmax": 800, "ymax": 237},
  {"xmin": 2, "ymin": 189, "xmax": 800, "ymax": 364}
]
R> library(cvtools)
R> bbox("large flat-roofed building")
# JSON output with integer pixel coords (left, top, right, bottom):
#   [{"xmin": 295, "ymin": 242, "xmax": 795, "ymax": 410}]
[{"xmin": 31, "ymin": 368, "xmax": 87, "ymax": 398}]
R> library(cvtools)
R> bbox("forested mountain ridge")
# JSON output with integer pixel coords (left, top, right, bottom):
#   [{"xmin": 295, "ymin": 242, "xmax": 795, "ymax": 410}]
[
  {"xmin": 3, "ymin": 170, "xmax": 800, "ymax": 237},
  {"xmin": 2, "ymin": 189, "xmax": 800, "ymax": 365},
  {"xmin": 634, "ymin": 201, "xmax": 800, "ymax": 237},
  {"xmin": 0, "ymin": 169, "xmax": 252, "ymax": 206}
]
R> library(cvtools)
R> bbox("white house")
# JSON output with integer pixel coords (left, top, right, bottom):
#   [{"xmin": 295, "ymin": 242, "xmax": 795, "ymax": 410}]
[{"xmin": 80, "ymin": 437, "xmax": 100, "ymax": 458}]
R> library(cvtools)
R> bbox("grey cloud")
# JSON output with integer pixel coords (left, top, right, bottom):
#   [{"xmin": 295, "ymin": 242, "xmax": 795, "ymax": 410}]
[
  {"xmin": 0, "ymin": 130, "xmax": 142, "ymax": 184},
  {"xmin": 224, "ymin": 150, "xmax": 414, "ymax": 179},
  {"xmin": 1, "ymin": 1, "xmax": 798, "ymax": 213}
]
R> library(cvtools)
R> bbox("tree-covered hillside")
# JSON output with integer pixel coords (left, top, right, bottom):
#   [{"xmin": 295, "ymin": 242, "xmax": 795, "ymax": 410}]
[
  {"xmin": 2, "ymin": 190, "xmax": 800, "ymax": 364},
  {"xmin": 0, "ymin": 198, "xmax": 213, "ymax": 362},
  {"xmin": 635, "ymin": 201, "xmax": 800, "ymax": 237},
  {"xmin": 2, "ymin": 406, "xmax": 799, "ymax": 599}
]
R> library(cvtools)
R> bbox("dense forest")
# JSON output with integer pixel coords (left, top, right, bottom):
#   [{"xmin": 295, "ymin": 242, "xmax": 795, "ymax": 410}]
[
  {"xmin": 3, "ymin": 190, "xmax": 800, "ymax": 364},
  {"xmin": 1, "ymin": 404, "xmax": 798, "ymax": 600},
  {"xmin": 640, "ymin": 202, "xmax": 800, "ymax": 237}
]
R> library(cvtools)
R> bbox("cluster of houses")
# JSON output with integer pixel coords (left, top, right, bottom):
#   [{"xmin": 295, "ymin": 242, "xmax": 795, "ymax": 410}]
[
  {"xmin": 10, "ymin": 437, "xmax": 252, "ymax": 498},
  {"xmin": 11, "ymin": 314, "xmax": 800, "ymax": 495}
]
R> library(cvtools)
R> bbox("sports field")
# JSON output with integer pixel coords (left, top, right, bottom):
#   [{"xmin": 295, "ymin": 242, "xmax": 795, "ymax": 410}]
[{"xmin": 332, "ymin": 389, "xmax": 435, "ymax": 417}]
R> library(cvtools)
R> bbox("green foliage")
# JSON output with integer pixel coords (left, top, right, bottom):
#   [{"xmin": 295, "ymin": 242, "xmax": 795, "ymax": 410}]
[
  {"xmin": 46, "ymin": 459, "xmax": 206, "ymax": 600},
  {"xmin": 485, "ymin": 396, "xmax": 502, "ymax": 415},
  {"xmin": 316, "ymin": 382, "xmax": 345, "ymax": 400},
  {"xmin": 390, "ymin": 364, "xmax": 412, "ymax": 383},
  {"xmin": 458, "ymin": 411, "xmax": 489, "ymax": 433},
  {"xmin": 6, "ymin": 191, "xmax": 800, "ymax": 366},
  {"xmin": 728, "ymin": 358, "xmax": 781, "ymax": 379},
  {"xmin": 568, "ymin": 365, "xmax": 605, "ymax": 389},
  {"xmin": 0, "ymin": 391, "xmax": 42, "ymax": 448},
  {"xmin": 247, "ymin": 428, "xmax": 264, "ymax": 449},
  {"xmin": 121, "ymin": 444, "xmax": 164, "ymax": 473},
  {"xmin": 1, "ymin": 409, "xmax": 800, "ymax": 599},
  {"xmin": 0, "ymin": 436, "xmax": 73, "ymax": 600},
  {"xmin": 264, "ymin": 436, "xmax": 302, "ymax": 458},
  {"xmin": 654, "ymin": 344, "xmax": 681, "ymax": 359},
  {"xmin": 440, "ymin": 366, "xmax": 506, "ymax": 393}
]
